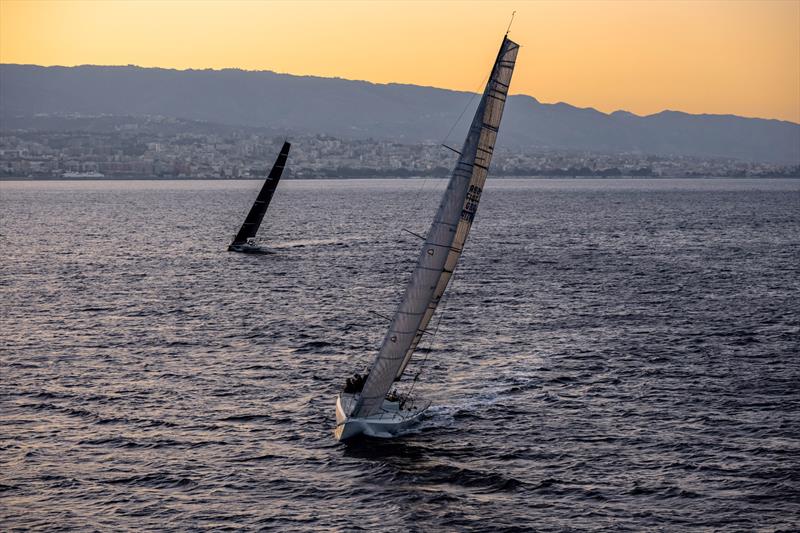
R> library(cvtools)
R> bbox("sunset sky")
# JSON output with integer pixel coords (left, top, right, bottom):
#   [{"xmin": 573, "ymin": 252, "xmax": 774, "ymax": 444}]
[{"xmin": 1, "ymin": 0, "xmax": 798, "ymax": 123}]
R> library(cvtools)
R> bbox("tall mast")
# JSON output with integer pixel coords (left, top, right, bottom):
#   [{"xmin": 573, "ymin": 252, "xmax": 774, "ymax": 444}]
[{"xmin": 353, "ymin": 36, "xmax": 520, "ymax": 417}]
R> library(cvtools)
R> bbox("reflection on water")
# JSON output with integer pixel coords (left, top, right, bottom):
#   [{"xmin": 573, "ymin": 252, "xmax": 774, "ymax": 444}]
[{"xmin": 1, "ymin": 178, "xmax": 798, "ymax": 531}]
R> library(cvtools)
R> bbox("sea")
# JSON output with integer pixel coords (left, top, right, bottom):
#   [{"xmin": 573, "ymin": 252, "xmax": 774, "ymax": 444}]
[{"xmin": 1, "ymin": 178, "xmax": 798, "ymax": 531}]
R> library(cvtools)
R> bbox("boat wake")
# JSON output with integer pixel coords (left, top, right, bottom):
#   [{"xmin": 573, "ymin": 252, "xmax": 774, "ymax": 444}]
[
  {"xmin": 412, "ymin": 390, "xmax": 505, "ymax": 433},
  {"xmin": 271, "ymin": 238, "xmax": 353, "ymax": 249}
]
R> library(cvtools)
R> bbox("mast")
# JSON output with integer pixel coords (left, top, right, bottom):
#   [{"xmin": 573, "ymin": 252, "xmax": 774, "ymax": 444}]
[
  {"xmin": 353, "ymin": 36, "xmax": 519, "ymax": 417},
  {"xmin": 231, "ymin": 141, "xmax": 291, "ymax": 246}
]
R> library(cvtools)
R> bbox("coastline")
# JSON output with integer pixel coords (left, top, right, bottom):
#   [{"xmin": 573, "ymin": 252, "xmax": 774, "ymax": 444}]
[{"xmin": 3, "ymin": 174, "xmax": 799, "ymax": 182}]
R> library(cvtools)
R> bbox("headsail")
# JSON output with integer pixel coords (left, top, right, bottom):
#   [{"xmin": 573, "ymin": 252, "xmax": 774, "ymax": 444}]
[
  {"xmin": 231, "ymin": 141, "xmax": 291, "ymax": 246},
  {"xmin": 353, "ymin": 36, "xmax": 519, "ymax": 417}
]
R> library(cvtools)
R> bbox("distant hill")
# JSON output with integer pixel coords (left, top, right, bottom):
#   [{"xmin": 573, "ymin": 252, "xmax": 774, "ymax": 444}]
[{"xmin": 1, "ymin": 64, "xmax": 798, "ymax": 163}]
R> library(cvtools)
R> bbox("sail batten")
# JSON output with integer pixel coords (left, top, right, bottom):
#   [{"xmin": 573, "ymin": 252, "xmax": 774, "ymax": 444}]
[
  {"xmin": 231, "ymin": 141, "xmax": 291, "ymax": 245},
  {"xmin": 353, "ymin": 37, "xmax": 519, "ymax": 417}
]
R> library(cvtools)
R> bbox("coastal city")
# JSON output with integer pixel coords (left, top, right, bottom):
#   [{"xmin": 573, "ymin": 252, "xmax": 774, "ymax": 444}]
[{"xmin": 1, "ymin": 114, "xmax": 797, "ymax": 179}]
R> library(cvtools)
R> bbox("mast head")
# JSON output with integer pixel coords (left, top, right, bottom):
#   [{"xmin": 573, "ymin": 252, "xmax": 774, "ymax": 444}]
[{"xmin": 505, "ymin": 10, "xmax": 516, "ymax": 36}]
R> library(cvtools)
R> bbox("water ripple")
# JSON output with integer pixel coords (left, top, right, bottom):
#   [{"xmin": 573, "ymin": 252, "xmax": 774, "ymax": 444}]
[{"xmin": 1, "ymin": 178, "xmax": 798, "ymax": 531}]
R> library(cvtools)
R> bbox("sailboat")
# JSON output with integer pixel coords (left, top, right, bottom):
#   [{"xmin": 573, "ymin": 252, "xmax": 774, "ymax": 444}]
[
  {"xmin": 228, "ymin": 141, "xmax": 291, "ymax": 254},
  {"xmin": 334, "ymin": 34, "xmax": 519, "ymax": 441}
]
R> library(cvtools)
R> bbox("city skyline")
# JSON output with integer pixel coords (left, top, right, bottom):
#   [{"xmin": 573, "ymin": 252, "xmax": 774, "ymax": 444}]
[
  {"xmin": 3, "ymin": 115, "xmax": 797, "ymax": 180},
  {"xmin": 1, "ymin": 0, "xmax": 798, "ymax": 123}
]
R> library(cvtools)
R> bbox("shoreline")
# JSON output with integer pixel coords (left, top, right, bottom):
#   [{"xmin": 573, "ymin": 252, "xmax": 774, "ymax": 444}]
[{"xmin": 2, "ymin": 175, "xmax": 799, "ymax": 182}]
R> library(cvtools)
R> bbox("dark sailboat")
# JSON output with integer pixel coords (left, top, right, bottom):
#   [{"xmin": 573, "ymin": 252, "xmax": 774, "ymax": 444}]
[{"xmin": 228, "ymin": 141, "xmax": 291, "ymax": 254}]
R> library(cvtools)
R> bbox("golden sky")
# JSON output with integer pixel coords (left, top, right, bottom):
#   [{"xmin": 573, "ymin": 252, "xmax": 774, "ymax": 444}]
[{"xmin": 1, "ymin": 0, "xmax": 798, "ymax": 122}]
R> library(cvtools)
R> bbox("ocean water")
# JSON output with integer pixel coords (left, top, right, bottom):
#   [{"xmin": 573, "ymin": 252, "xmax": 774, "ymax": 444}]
[{"xmin": 1, "ymin": 178, "xmax": 798, "ymax": 531}]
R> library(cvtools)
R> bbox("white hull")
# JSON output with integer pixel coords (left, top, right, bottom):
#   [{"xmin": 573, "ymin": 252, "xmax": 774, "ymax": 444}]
[{"xmin": 334, "ymin": 392, "xmax": 429, "ymax": 441}]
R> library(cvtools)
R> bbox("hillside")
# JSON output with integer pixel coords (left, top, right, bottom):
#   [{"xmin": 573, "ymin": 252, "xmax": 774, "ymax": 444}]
[{"xmin": 1, "ymin": 64, "xmax": 798, "ymax": 163}]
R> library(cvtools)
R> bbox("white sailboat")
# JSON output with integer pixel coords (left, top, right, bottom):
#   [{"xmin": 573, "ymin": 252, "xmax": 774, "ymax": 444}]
[{"xmin": 335, "ymin": 34, "xmax": 519, "ymax": 441}]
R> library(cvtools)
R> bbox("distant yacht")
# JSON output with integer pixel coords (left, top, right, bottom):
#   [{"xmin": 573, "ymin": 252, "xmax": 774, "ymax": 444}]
[
  {"xmin": 62, "ymin": 171, "xmax": 105, "ymax": 178},
  {"xmin": 228, "ymin": 141, "xmax": 291, "ymax": 254},
  {"xmin": 334, "ymin": 34, "xmax": 520, "ymax": 441}
]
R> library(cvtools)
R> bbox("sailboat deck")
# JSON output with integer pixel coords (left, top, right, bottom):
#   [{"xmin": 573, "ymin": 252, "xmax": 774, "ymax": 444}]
[{"xmin": 338, "ymin": 393, "xmax": 430, "ymax": 422}]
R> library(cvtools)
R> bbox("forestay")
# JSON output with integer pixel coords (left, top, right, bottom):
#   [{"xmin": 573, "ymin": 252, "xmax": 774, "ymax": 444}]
[
  {"xmin": 354, "ymin": 37, "xmax": 519, "ymax": 417},
  {"xmin": 231, "ymin": 141, "xmax": 291, "ymax": 245}
]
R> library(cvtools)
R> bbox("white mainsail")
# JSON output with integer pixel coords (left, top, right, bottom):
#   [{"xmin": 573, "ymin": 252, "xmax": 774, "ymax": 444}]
[{"xmin": 353, "ymin": 36, "xmax": 519, "ymax": 418}]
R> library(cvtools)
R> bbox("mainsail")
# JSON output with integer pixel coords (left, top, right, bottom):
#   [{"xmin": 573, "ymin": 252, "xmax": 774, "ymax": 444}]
[
  {"xmin": 353, "ymin": 36, "xmax": 519, "ymax": 417},
  {"xmin": 231, "ymin": 141, "xmax": 291, "ymax": 246}
]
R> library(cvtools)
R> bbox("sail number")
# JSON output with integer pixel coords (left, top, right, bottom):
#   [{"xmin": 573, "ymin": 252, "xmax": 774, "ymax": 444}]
[{"xmin": 460, "ymin": 185, "xmax": 483, "ymax": 222}]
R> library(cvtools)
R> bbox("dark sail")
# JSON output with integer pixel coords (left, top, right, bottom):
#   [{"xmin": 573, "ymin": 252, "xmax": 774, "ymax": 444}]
[{"xmin": 231, "ymin": 141, "xmax": 291, "ymax": 246}]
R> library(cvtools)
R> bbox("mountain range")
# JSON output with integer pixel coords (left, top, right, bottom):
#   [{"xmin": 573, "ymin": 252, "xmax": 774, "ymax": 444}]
[{"xmin": 1, "ymin": 64, "xmax": 798, "ymax": 163}]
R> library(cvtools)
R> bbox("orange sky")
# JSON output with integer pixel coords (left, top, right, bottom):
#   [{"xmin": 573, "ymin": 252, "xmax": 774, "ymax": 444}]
[{"xmin": 1, "ymin": 0, "xmax": 798, "ymax": 123}]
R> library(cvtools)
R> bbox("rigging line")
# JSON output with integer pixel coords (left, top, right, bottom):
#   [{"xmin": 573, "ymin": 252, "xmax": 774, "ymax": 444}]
[
  {"xmin": 440, "ymin": 70, "xmax": 490, "ymax": 149},
  {"xmin": 399, "ymin": 65, "xmax": 491, "ymax": 245},
  {"xmin": 401, "ymin": 43, "xmax": 494, "ymax": 233},
  {"xmin": 404, "ymin": 272, "xmax": 459, "ymax": 400},
  {"xmin": 401, "ymin": 228, "xmax": 426, "ymax": 241},
  {"xmin": 441, "ymin": 144, "xmax": 462, "ymax": 156},
  {"xmin": 369, "ymin": 310, "xmax": 393, "ymax": 322}
]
